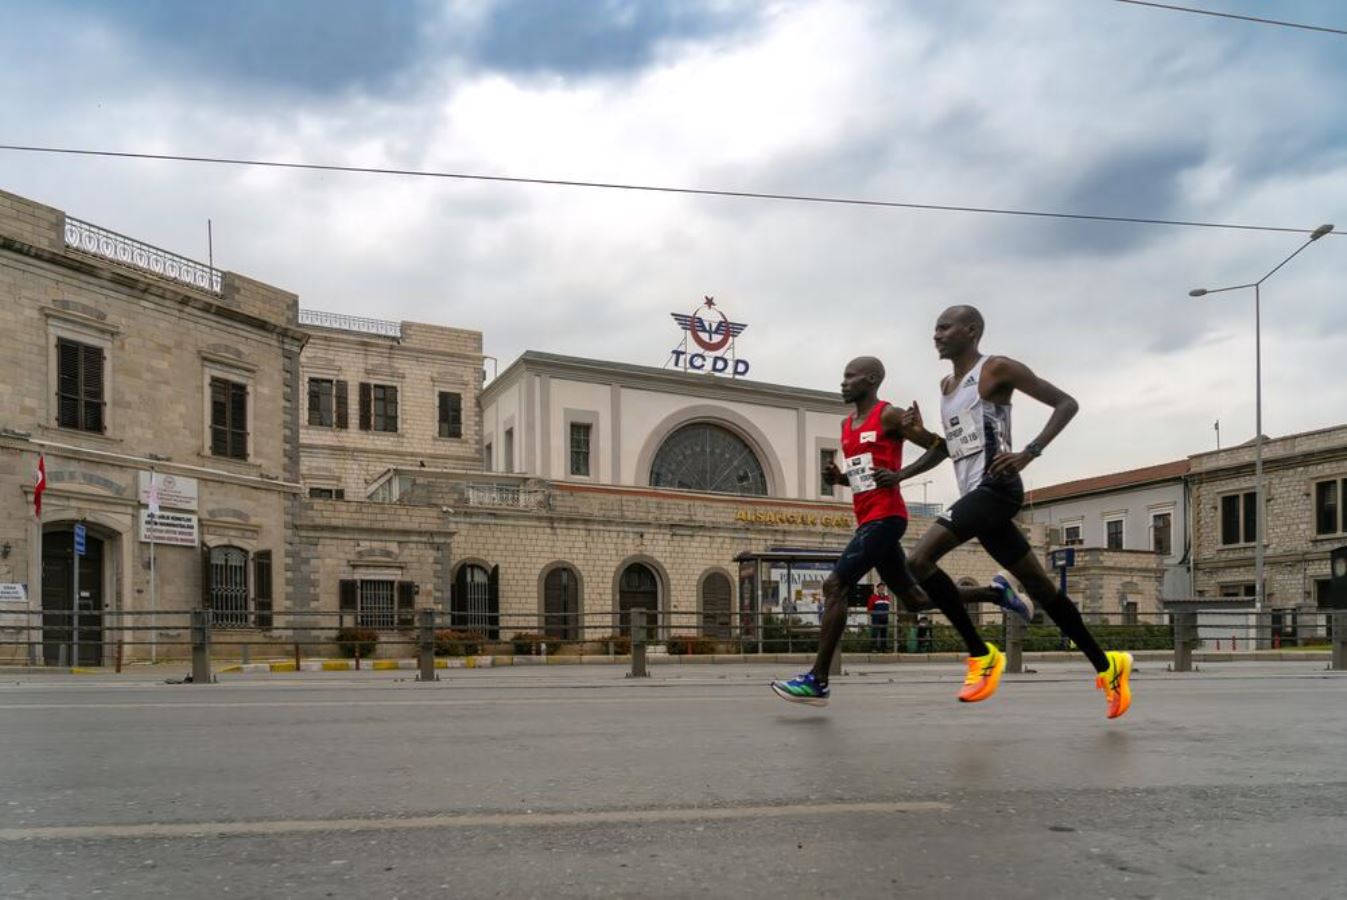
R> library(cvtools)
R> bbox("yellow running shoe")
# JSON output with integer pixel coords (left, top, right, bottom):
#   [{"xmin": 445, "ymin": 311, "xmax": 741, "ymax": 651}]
[
  {"xmin": 958, "ymin": 643, "xmax": 1005, "ymax": 703},
  {"xmin": 1096, "ymin": 651, "xmax": 1133, "ymax": 719}
]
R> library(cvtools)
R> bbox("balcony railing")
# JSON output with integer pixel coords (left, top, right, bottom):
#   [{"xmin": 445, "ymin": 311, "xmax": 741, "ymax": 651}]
[
  {"xmin": 63, "ymin": 217, "xmax": 222, "ymax": 294},
  {"xmin": 299, "ymin": 308, "xmax": 402, "ymax": 339},
  {"xmin": 465, "ymin": 483, "xmax": 549, "ymax": 509}
]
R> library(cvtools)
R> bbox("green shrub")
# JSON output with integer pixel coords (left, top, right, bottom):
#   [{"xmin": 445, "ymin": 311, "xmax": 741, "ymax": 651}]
[
  {"xmin": 335, "ymin": 627, "xmax": 377, "ymax": 659},
  {"xmin": 434, "ymin": 629, "xmax": 485, "ymax": 657},
  {"xmin": 511, "ymin": 632, "xmax": 549, "ymax": 656},
  {"xmin": 595, "ymin": 633, "xmax": 632, "ymax": 655},
  {"xmin": 666, "ymin": 635, "xmax": 719, "ymax": 655}
]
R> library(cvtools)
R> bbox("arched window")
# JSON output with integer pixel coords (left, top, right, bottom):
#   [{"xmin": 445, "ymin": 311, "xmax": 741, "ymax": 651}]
[
  {"xmin": 453, "ymin": 564, "xmax": 499, "ymax": 638},
  {"xmin": 650, "ymin": 422, "xmax": 768, "ymax": 496},
  {"xmin": 700, "ymin": 572, "xmax": 733, "ymax": 639},
  {"xmin": 618, "ymin": 563, "xmax": 660, "ymax": 638},
  {"xmin": 544, "ymin": 566, "xmax": 581, "ymax": 641}
]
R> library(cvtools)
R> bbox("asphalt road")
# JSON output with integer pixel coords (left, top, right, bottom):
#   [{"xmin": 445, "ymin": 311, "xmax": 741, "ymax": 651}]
[{"xmin": 2, "ymin": 660, "xmax": 1345, "ymax": 899}]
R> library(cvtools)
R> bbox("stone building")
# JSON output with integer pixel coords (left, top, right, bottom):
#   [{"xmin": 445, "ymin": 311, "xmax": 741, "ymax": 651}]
[
  {"xmin": 0, "ymin": 185, "xmax": 1038, "ymax": 663},
  {"xmin": 1188, "ymin": 425, "xmax": 1347, "ymax": 641},
  {"xmin": 0, "ymin": 188, "xmax": 305, "ymax": 664},
  {"xmin": 1023, "ymin": 459, "xmax": 1190, "ymax": 620}
]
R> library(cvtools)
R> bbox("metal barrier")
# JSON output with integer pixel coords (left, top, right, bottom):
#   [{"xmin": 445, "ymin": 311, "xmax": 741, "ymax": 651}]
[{"xmin": 1, "ymin": 606, "xmax": 1344, "ymax": 679}]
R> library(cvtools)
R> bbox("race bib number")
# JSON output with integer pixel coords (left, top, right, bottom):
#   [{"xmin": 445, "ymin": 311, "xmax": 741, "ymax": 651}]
[
  {"xmin": 845, "ymin": 452, "xmax": 878, "ymax": 493},
  {"xmin": 943, "ymin": 405, "xmax": 985, "ymax": 462}
]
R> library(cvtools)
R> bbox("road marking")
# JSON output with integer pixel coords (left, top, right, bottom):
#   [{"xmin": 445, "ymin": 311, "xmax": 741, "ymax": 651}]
[
  {"xmin": 0, "ymin": 800, "xmax": 951, "ymax": 842},
  {"xmin": 0, "ymin": 694, "xmax": 768, "ymax": 710}
]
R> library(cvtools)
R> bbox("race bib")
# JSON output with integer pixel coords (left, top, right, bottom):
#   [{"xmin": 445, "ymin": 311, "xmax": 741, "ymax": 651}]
[
  {"xmin": 845, "ymin": 452, "xmax": 878, "ymax": 493},
  {"xmin": 943, "ymin": 404, "xmax": 985, "ymax": 462}
]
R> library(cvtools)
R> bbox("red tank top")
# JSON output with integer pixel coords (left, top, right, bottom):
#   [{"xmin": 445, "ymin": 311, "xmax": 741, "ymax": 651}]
[{"xmin": 841, "ymin": 401, "xmax": 908, "ymax": 525}]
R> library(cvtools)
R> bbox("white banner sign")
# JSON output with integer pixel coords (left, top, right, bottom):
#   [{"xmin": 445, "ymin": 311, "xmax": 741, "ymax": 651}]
[
  {"xmin": 138, "ymin": 472, "xmax": 199, "ymax": 511},
  {"xmin": 0, "ymin": 583, "xmax": 28, "ymax": 602},
  {"xmin": 139, "ymin": 510, "xmax": 199, "ymax": 546}
]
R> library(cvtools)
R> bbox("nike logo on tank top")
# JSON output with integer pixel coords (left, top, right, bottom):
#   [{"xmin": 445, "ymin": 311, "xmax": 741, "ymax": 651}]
[
  {"xmin": 940, "ymin": 356, "xmax": 1013, "ymax": 497},
  {"xmin": 841, "ymin": 401, "xmax": 908, "ymax": 525}
]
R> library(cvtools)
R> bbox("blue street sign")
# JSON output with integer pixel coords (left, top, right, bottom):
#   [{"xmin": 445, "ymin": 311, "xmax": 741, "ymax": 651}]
[
  {"xmin": 1048, "ymin": 547, "xmax": 1075, "ymax": 570},
  {"xmin": 74, "ymin": 523, "xmax": 86, "ymax": 557}
]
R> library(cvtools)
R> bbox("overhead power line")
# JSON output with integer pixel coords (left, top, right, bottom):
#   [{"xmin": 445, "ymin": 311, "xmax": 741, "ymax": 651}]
[
  {"xmin": 0, "ymin": 143, "xmax": 1338, "ymax": 238},
  {"xmin": 1112, "ymin": 0, "xmax": 1347, "ymax": 36}
]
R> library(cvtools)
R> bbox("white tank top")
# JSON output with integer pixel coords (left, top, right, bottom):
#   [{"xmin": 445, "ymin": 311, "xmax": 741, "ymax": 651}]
[{"xmin": 940, "ymin": 356, "xmax": 1013, "ymax": 497}]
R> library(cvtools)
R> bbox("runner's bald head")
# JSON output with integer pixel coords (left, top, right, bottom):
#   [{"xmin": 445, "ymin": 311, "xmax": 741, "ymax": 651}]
[
  {"xmin": 944, "ymin": 305, "xmax": 984, "ymax": 340},
  {"xmin": 849, "ymin": 356, "xmax": 886, "ymax": 384}
]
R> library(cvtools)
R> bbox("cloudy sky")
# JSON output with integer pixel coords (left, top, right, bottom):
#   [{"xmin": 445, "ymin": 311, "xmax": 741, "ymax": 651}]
[{"xmin": 3, "ymin": 0, "xmax": 1343, "ymax": 505}]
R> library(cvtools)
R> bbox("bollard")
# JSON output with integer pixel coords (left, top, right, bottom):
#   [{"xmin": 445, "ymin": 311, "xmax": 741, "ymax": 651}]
[
  {"xmin": 241, "ymin": 642, "xmax": 251, "ymax": 666},
  {"xmin": 294, "ymin": 642, "xmax": 302, "ymax": 671},
  {"xmin": 1333, "ymin": 611, "xmax": 1347, "ymax": 672},
  {"xmin": 1173, "ymin": 611, "xmax": 1196, "ymax": 673},
  {"xmin": 417, "ymin": 607, "xmax": 438, "ymax": 682},
  {"xmin": 629, "ymin": 609, "xmax": 649, "ymax": 678},
  {"xmin": 1005, "ymin": 613, "xmax": 1025, "ymax": 674},
  {"xmin": 190, "ymin": 609, "xmax": 213, "ymax": 685}
]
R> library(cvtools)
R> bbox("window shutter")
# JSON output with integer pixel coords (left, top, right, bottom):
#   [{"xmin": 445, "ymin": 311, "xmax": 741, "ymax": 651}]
[
  {"xmin": 82, "ymin": 344, "xmax": 105, "ymax": 433},
  {"xmin": 358, "ymin": 383, "xmax": 371, "ymax": 431},
  {"xmin": 253, "ymin": 551, "xmax": 273, "ymax": 629},
  {"xmin": 387, "ymin": 386, "xmax": 399, "ymax": 433},
  {"xmin": 396, "ymin": 581, "xmax": 416, "ymax": 629},
  {"xmin": 335, "ymin": 380, "xmax": 349, "ymax": 429},
  {"xmin": 488, "ymin": 565, "xmax": 500, "ymax": 640},
  {"xmin": 229, "ymin": 382, "xmax": 248, "ymax": 459},
  {"xmin": 1243, "ymin": 492, "xmax": 1258, "ymax": 544},
  {"xmin": 201, "ymin": 546, "xmax": 214, "ymax": 611},
  {"xmin": 210, "ymin": 379, "xmax": 229, "ymax": 456},
  {"xmin": 307, "ymin": 380, "xmax": 322, "ymax": 426},
  {"xmin": 339, "ymin": 579, "xmax": 358, "ymax": 627},
  {"xmin": 56, "ymin": 339, "xmax": 82, "ymax": 428}
]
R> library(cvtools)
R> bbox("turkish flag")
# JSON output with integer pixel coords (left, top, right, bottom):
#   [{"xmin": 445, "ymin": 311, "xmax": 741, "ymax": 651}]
[{"xmin": 34, "ymin": 455, "xmax": 46, "ymax": 518}]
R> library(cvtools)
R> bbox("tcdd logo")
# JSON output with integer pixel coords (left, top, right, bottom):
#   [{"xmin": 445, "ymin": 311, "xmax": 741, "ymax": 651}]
[{"xmin": 669, "ymin": 296, "xmax": 750, "ymax": 376}]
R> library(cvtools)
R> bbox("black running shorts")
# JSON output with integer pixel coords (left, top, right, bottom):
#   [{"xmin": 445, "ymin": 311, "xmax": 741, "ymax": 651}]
[
  {"xmin": 935, "ymin": 477, "xmax": 1032, "ymax": 569},
  {"xmin": 833, "ymin": 516, "xmax": 916, "ymax": 592}
]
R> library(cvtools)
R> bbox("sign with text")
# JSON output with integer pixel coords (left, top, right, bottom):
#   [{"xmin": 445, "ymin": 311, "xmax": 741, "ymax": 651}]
[
  {"xmin": 669, "ymin": 296, "xmax": 750, "ymax": 377},
  {"xmin": 139, "ymin": 510, "xmax": 199, "ymax": 546},
  {"xmin": 138, "ymin": 472, "xmax": 199, "ymax": 511},
  {"xmin": 0, "ymin": 583, "xmax": 28, "ymax": 602},
  {"xmin": 734, "ymin": 509, "xmax": 852, "ymax": 529}
]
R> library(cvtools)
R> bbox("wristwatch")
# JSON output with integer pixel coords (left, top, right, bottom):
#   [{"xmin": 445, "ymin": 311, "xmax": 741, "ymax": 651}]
[{"xmin": 1024, "ymin": 441, "xmax": 1044, "ymax": 458}]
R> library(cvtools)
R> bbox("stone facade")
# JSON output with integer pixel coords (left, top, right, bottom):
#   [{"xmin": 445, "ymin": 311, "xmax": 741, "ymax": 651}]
[
  {"xmin": 0, "ymin": 188, "xmax": 305, "ymax": 664},
  {"xmin": 1051, "ymin": 549, "xmax": 1165, "ymax": 623},
  {"xmin": 299, "ymin": 316, "xmax": 484, "ymax": 499},
  {"xmin": 1189, "ymin": 426, "xmax": 1347, "ymax": 629}
]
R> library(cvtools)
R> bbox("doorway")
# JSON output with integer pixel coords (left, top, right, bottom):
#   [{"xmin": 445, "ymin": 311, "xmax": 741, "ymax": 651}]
[{"xmin": 41, "ymin": 528, "xmax": 104, "ymax": 666}]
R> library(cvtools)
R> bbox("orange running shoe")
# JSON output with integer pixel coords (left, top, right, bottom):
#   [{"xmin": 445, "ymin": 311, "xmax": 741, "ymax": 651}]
[
  {"xmin": 1096, "ymin": 651, "xmax": 1133, "ymax": 719},
  {"xmin": 958, "ymin": 643, "xmax": 1005, "ymax": 703}
]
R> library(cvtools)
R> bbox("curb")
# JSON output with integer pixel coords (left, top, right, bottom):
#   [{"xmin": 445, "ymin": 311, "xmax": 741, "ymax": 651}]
[{"xmin": 217, "ymin": 656, "xmax": 498, "ymax": 674}]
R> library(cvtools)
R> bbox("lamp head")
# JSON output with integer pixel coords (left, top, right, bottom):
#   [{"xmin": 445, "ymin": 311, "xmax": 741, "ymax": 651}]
[
  {"xmin": 1310, "ymin": 223, "xmax": 1334, "ymax": 241},
  {"xmin": 1188, "ymin": 288, "xmax": 1208, "ymax": 297}
]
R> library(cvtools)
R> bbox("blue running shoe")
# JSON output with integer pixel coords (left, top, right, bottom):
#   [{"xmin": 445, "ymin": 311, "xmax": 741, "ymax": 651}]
[
  {"xmin": 771, "ymin": 672, "xmax": 830, "ymax": 706},
  {"xmin": 991, "ymin": 573, "xmax": 1035, "ymax": 623}
]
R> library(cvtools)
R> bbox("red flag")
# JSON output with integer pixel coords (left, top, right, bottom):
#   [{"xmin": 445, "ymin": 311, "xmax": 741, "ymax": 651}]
[{"xmin": 34, "ymin": 455, "xmax": 46, "ymax": 518}]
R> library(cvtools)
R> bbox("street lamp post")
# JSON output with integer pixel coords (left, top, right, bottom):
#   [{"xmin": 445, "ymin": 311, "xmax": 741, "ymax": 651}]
[{"xmin": 1189, "ymin": 223, "xmax": 1335, "ymax": 616}]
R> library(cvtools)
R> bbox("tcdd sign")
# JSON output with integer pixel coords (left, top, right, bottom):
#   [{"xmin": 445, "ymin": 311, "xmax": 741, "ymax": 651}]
[{"xmin": 669, "ymin": 296, "xmax": 750, "ymax": 377}]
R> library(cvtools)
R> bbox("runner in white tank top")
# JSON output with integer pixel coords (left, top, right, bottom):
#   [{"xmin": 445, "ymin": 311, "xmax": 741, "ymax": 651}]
[
  {"xmin": 895, "ymin": 305, "xmax": 1135, "ymax": 719},
  {"xmin": 939, "ymin": 354, "xmax": 1013, "ymax": 497}
]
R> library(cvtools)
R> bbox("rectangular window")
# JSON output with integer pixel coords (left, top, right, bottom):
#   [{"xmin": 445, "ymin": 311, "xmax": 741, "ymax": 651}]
[
  {"xmin": 1315, "ymin": 479, "xmax": 1344, "ymax": 536},
  {"xmin": 358, "ymin": 383, "xmax": 398, "ymax": 432},
  {"xmin": 208, "ymin": 546, "xmax": 250, "ymax": 627},
  {"xmin": 820, "ymin": 449, "xmax": 836, "ymax": 497},
  {"xmin": 308, "ymin": 378, "xmax": 334, "ymax": 427},
  {"xmin": 308, "ymin": 487, "xmax": 345, "ymax": 500},
  {"xmin": 569, "ymin": 422, "xmax": 592, "ymax": 476},
  {"xmin": 358, "ymin": 580, "xmax": 395, "ymax": 629},
  {"xmin": 1219, "ymin": 582, "xmax": 1257, "ymax": 598},
  {"xmin": 1220, "ymin": 491, "xmax": 1258, "ymax": 546},
  {"xmin": 55, "ymin": 338, "xmax": 105, "ymax": 433},
  {"xmin": 1152, "ymin": 512, "xmax": 1173, "ymax": 556},
  {"xmin": 484, "ymin": 442, "xmax": 493, "ymax": 470},
  {"xmin": 209, "ymin": 377, "xmax": 248, "ymax": 460},
  {"xmin": 504, "ymin": 427, "xmax": 515, "ymax": 473},
  {"xmin": 253, "ymin": 550, "xmax": 273, "ymax": 629},
  {"xmin": 438, "ymin": 392, "xmax": 463, "ymax": 439},
  {"xmin": 1062, "ymin": 524, "xmax": 1083, "ymax": 547},
  {"xmin": 1106, "ymin": 518, "xmax": 1124, "ymax": 550}
]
